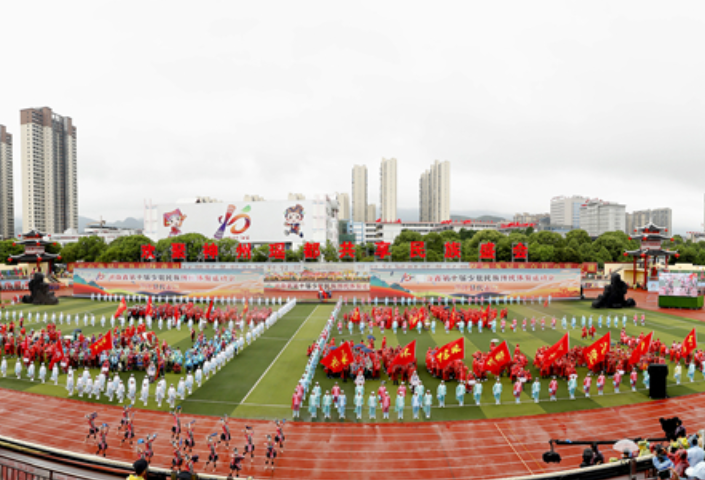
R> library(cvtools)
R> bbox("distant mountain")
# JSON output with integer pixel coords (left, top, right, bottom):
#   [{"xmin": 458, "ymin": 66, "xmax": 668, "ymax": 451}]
[
  {"xmin": 397, "ymin": 208, "xmax": 510, "ymax": 223},
  {"xmin": 14, "ymin": 216, "xmax": 143, "ymax": 235},
  {"xmin": 451, "ymin": 214, "xmax": 508, "ymax": 223}
]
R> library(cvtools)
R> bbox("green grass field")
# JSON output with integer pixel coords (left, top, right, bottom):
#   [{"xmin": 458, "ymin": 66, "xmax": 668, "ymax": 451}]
[{"xmin": 1, "ymin": 297, "xmax": 704, "ymax": 422}]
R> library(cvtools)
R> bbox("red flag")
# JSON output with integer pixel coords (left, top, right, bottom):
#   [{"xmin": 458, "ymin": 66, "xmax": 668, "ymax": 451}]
[
  {"xmin": 320, "ymin": 342, "xmax": 354, "ymax": 373},
  {"xmin": 114, "ymin": 297, "xmax": 127, "ymax": 319},
  {"xmin": 146, "ymin": 296, "xmax": 154, "ymax": 317},
  {"xmin": 409, "ymin": 313, "xmax": 421, "ymax": 329},
  {"xmin": 205, "ymin": 299, "xmax": 214, "ymax": 319},
  {"xmin": 390, "ymin": 340, "xmax": 416, "ymax": 368},
  {"xmin": 628, "ymin": 331, "xmax": 653, "ymax": 366},
  {"xmin": 54, "ymin": 340, "xmax": 65, "ymax": 362},
  {"xmin": 541, "ymin": 333, "xmax": 570, "ymax": 369},
  {"xmin": 434, "ymin": 337, "xmax": 465, "ymax": 370},
  {"xmin": 90, "ymin": 330, "xmax": 113, "ymax": 357},
  {"xmin": 483, "ymin": 340, "xmax": 512, "ymax": 375},
  {"xmin": 682, "ymin": 328, "xmax": 698, "ymax": 358},
  {"xmin": 242, "ymin": 300, "xmax": 249, "ymax": 316},
  {"xmin": 584, "ymin": 332, "xmax": 611, "ymax": 369}
]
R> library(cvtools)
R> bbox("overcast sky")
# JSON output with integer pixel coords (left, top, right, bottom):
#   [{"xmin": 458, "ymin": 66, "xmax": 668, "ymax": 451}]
[{"xmin": 2, "ymin": 1, "xmax": 704, "ymax": 233}]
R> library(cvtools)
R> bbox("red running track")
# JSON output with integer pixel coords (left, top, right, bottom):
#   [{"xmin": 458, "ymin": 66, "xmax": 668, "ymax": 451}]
[{"xmin": 2, "ymin": 388, "xmax": 703, "ymax": 479}]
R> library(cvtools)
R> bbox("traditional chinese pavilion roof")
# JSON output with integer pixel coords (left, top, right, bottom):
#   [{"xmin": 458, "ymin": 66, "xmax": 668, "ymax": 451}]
[
  {"xmin": 7, "ymin": 230, "xmax": 61, "ymax": 264},
  {"xmin": 624, "ymin": 248, "xmax": 678, "ymax": 258},
  {"xmin": 6, "ymin": 252, "xmax": 61, "ymax": 264},
  {"xmin": 15, "ymin": 230, "xmax": 55, "ymax": 247},
  {"xmin": 630, "ymin": 221, "xmax": 672, "ymax": 242}
]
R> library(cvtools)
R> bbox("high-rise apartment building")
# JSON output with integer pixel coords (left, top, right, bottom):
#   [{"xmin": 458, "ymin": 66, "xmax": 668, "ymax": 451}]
[
  {"xmin": 419, "ymin": 160, "xmax": 450, "ymax": 222},
  {"xmin": 626, "ymin": 208, "xmax": 672, "ymax": 233},
  {"xmin": 579, "ymin": 199, "xmax": 626, "ymax": 236},
  {"xmin": 352, "ymin": 165, "xmax": 368, "ymax": 222},
  {"xmin": 380, "ymin": 157, "xmax": 397, "ymax": 222},
  {"xmin": 367, "ymin": 203, "xmax": 377, "ymax": 223},
  {"xmin": 336, "ymin": 192, "xmax": 350, "ymax": 221},
  {"xmin": 0, "ymin": 125, "xmax": 14, "ymax": 239},
  {"xmin": 550, "ymin": 196, "xmax": 587, "ymax": 229},
  {"xmin": 20, "ymin": 107, "xmax": 77, "ymax": 234}
]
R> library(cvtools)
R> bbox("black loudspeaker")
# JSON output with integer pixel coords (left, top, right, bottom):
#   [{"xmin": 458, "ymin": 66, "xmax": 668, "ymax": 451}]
[{"xmin": 648, "ymin": 363, "xmax": 669, "ymax": 399}]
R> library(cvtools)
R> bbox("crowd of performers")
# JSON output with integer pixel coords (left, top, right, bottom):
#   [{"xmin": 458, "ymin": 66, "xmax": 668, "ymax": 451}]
[
  {"xmin": 84, "ymin": 406, "xmax": 286, "ymax": 477},
  {"xmin": 0, "ymin": 300, "xmax": 295, "ymax": 411},
  {"xmin": 294, "ymin": 302, "xmax": 705, "ymax": 421}
]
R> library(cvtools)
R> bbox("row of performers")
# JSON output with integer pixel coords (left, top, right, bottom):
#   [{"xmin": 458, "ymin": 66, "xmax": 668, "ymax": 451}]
[
  {"xmin": 0, "ymin": 322, "xmax": 236, "ymax": 378},
  {"xmin": 342, "ymin": 305, "xmax": 504, "ymax": 330},
  {"xmin": 125, "ymin": 302, "xmax": 271, "ymax": 325}
]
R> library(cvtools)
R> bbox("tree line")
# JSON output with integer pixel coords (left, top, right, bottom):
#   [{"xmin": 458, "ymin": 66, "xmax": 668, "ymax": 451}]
[{"xmin": 5, "ymin": 228, "xmax": 699, "ymax": 267}]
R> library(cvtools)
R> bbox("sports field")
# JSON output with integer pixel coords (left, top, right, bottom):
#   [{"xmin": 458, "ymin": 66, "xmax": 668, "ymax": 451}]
[{"xmin": 0, "ymin": 297, "xmax": 704, "ymax": 422}]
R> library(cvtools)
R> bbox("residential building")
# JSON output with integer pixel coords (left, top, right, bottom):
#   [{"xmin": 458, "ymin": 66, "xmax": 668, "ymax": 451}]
[
  {"xmin": 0, "ymin": 125, "xmax": 13, "ymax": 239},
  {"xmin": 20, "ymin": 107, "xmax": 78, "ymax": 234},
  {"xmin": 352, "ymin": 165, "xmax": 367, "ymax": 222},
  {"xmin": 419, "ymin": 160, "xmax": 450, "ymax": 222},
  {"xmin": 367, "ymin": 203, "xmax": 376, "ymax": 223},
  {"xmin": 380, "ymin": 157, "xmax": 397, "ymax": 222},
  {"xmin": 243, "ymin": 195, "xmax": 265, "ymax": 201},
  {"xmin": 550, "ymin": 196, "xmax": 587, "ymax": 230},
  {"xmin": 336, "ymin": 192, "xmax": 350, "ymax": 221},
  {"xmin": 419, "ymin": 171, "xmax": 430, "ymax": 222},
  {"xmin": 626, "ymin": 208, "xmax": 672, "ymax": 233},
  {"xmin": 287, "ymin": 193, "xmax": 306, "ymax": 201},
  {"xmin": 579, "ymin": 199, "xmax": 626, "ymax": 236},
  {"xmin": 513, "ymin": 212, "xmax": 550, "ymax": 225},
  {"xmin": 346, "ymin": 219, "xmax": 500, "ymax": 245}
]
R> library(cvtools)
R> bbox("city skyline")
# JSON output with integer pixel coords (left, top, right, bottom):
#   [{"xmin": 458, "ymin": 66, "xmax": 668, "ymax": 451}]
[{"xmin": 1, "ymin": 2, "xmax": 705, "ymax": 234}]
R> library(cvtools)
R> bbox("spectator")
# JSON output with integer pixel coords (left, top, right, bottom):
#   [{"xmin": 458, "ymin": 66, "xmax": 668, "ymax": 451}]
[
  {"xmin": 653, "ymin": 446, "xmax": 675, "ymax": 478},
  {"xmin": 579, "ymin": 448, "xmax": 594, "ymax": 468},
  {"xmin": 592, "ymin": 443, "xmax": 605, "ymax": 464},
  {"xmin": 127, "ymin": 459, "xmax": 148, "ymax": 480},
  {"xmin": 688, "ymin": 435, "xmax": 705, "ymax": 467}
]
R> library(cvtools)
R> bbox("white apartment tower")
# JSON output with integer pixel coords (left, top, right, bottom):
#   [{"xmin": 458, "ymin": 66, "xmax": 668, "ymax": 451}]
[
  {"xmin": 380, "ymin": 157, "xmax": 397, "ymax": 222},
  {"xmin": 550, "ymin": 196, "xmax": 587, "ymax": 229},
  {"xmin": 419, "ymin": 160, "xmax": 450, "ymax": 222},
  {"xmin": 367, "ymin": 203, "xmax": 377, "ymax": 223},
  {"xmin": 336, "ymin": 192, "xmax": 350, "ymax": 221},
  {"xmin": 0, "ymin": 125, "xmax": 14, "ymax": 238},
  {"xmin": 579, "ymin": 199, "xmax": 626, "ymax": 236},
  {"xmin": 352, "ymin": 165, "xmax": 368, "ymax": 222},
  {"xmin": 21, "ymin": 107, "xmax": 78, "ymax": 234}
]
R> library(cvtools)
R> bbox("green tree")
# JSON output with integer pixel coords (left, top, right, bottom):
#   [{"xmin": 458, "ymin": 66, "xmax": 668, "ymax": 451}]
[
  {"xmin": 98, "ymin": 235, "xmax": 154, "ymax": 262},
  {"xmin": 217, "ymin": 238, "xmax": 240, "ymax": 262},
  {"xmin": 393, "ymin": 230, "xmax": 422, "ymax": 246},
  {"xmin": 565, "ymin": 229, "xmax": 592, "ymax": 246},
  {"xmin": 535, "ymin": 244, "xmax": 555, "ymax": 262},
  {"xmin": 439, "ymin": 230, "xmax": 460, "ymax": 242},
  {"xmin": 0, "ymin": 239, "xmax": 26, "ymax": 264},
  {"xmin": 594, "ymin": 246, "xmax": 612, "ymax": 267},
  {"xmin": 322, "ymin": 241, "xmax": 339, "ymax": 262},
  {"xmin": 154, "ymin": 233, "xmax": 210, "ymax": 262},
  {"xmin": 564, "ymin": 247, "xmax": 582, "ymax": 263},
  {"xmin": 529, "ymin": 231, "xmax": 566, "ymax": 248},
  {"xmin": 458, "ymin": 228, "xmax": 478, "ymax": 241},
  {"xmin": 59, "ymin": 236, "xmax": 108, "ymax": 263},
  {"xmin": 468, "ymin": 230, "xmax": 504, "ymax": 251},
  {"xmin": 496, "ymin": 238, "xmax": 512, "ymax": 262},
  {"xmin": 392, "ymin": 243, "xmax": 410, "ymax": 261}
]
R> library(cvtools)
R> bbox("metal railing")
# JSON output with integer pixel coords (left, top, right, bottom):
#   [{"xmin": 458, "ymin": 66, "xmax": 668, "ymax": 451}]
[{"xmin": 0, "ymin": 449, "xmax": 120, "ymax": 480}]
